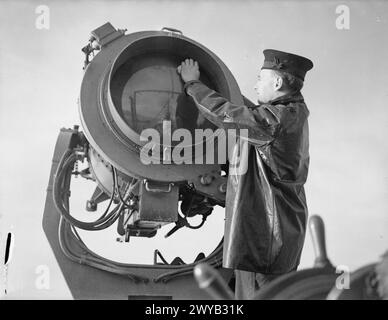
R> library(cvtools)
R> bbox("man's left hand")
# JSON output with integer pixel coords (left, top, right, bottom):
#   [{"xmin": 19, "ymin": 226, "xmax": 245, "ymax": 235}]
[{"xmin": 177, "ymin": 59, "xmax": 200, "ymax": 83}]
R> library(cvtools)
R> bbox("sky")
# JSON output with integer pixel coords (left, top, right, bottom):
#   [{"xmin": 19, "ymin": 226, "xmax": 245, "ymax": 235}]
[{"xmin": 0, "ymin": 0, "xmax": 387, "ymax": 299}]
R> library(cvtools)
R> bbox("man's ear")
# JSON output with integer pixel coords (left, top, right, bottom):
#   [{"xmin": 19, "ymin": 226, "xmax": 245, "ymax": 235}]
[{"xmin": 274, "ymin": 74, "xmax": 283, "ymax": 91}]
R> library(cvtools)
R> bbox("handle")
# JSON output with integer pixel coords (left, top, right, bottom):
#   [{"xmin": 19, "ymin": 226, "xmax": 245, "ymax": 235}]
[
  {"xmin": 309, "ymin": 215, "xmax": 333, "ymax": 268},
  {"xmin": 194, "ymin": 263, "xmax": 234, "ymax": 300},
  {"xmin": 144, "ymin": 180, "xmax": 172, "ymax": 193},
  {"xmin": 161, "ymin": 27, "xmax": 183, "ymax": 35}
]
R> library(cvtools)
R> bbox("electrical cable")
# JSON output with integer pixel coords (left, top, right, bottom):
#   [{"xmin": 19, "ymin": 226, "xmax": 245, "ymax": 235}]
[
  {"xmin": 53, "ymin": 149, "xmax": 122, "ymax": 231},
  {"xmin": 54, "ymin": 148, "xmax": 222, "ymax": 283}
]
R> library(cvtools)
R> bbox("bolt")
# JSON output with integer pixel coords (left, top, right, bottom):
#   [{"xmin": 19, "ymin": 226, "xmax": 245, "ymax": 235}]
[
  {"xmin": 86, "ymin": 200, "xmax": 97, "ymax": 212},
  {"xmin": 200, "ymin": 174, "xmax": 213, "ymax": 186},
  {"xmin": 218, "ymin": 183, "xmax": 227, "ymax": 194}
]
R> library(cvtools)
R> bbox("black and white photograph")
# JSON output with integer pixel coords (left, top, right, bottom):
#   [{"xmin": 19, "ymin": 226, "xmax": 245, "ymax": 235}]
[{"xmin": 0, "ymin": 0, "xmax": 387, "ymax": 305}]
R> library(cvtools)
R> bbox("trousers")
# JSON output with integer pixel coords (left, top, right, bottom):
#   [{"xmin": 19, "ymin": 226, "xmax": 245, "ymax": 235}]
[{"xmin": 234, "ymin": 270, "xmax": 280, "ymax": 300}]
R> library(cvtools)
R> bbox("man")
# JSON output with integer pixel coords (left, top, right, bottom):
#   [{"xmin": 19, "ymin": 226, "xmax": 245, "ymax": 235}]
[{"xmin": 177, "ymin": 50, "xmax": 313, "ymax": 299}]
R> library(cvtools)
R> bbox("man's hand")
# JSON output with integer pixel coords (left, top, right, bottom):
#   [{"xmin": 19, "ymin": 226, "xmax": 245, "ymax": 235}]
[{"xmin": 177, "ymin": 58, "xmax": 200, "ymax": 83}]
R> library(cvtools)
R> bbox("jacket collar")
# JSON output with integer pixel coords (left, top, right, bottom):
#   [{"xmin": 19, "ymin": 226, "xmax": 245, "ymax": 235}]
[{"xmin": 268, "ymin": 91, "xmax": 304, "ymax": 105}]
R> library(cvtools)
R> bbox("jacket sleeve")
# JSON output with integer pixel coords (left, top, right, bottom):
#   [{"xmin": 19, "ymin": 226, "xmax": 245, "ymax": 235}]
[{"xmin": 185, "ymin": 81, "xmax": 284, "ymax": 146}]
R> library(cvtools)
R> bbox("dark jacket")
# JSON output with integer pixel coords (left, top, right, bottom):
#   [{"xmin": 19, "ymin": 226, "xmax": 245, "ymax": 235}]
[{"xmin": 185, "ymin": 80, "xmax": 310, "ymax": 274}]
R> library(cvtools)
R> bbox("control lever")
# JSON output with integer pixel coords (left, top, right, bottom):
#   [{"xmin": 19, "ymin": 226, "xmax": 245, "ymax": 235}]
[
  {"xmin": 164, "ymin": 214, "xmax": 189, "ymax": 238},
  {"xmin": 194, "ymin": 263, "xmax": 234, "ymax": 300},
  {"xmin": 309, "ymin": 215, "xmax": 333, "ymax": 269}
]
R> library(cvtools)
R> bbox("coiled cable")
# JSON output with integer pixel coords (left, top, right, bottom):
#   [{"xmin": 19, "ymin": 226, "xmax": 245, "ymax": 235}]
[{"xmin": 53, "ymin": 149, "xmax": 121, "ymax": 231}]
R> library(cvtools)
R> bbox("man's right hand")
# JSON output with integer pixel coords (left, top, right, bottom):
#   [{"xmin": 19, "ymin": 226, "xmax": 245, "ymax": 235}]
[{"xmin": 177, "ymin": 59, "xmax": 200, "ymax": 83}]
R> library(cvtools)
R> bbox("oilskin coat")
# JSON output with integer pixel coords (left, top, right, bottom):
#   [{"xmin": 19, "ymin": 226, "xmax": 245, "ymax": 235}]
[{"xmin": 185, "ymin": 80, "xmax": 310, "ymax": 274}]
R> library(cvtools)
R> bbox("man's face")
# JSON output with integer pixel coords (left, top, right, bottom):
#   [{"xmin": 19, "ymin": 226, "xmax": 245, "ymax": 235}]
[{"xmin": 254, "ymin": 69, "xmax": 278, "ymax": 104}]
